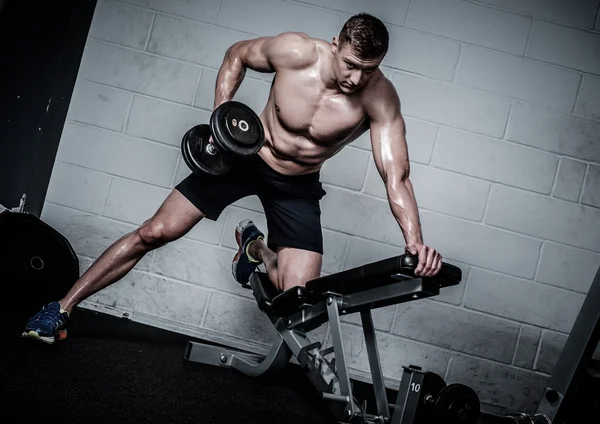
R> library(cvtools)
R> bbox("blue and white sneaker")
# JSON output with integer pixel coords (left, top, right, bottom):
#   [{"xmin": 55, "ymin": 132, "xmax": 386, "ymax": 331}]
[
  {"xmin": 232, "ymin": 219, "xmax": 264, "ymax": 285},
  {"xmin": 22, "ymin": 301, "xmax": 69, "ymax": 344}
]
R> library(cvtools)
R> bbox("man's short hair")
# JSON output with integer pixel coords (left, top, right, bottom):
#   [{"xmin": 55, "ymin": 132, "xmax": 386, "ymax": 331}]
[{"xmin": 338, "ymin": 13, "xmax": 389, "ymax": 60}]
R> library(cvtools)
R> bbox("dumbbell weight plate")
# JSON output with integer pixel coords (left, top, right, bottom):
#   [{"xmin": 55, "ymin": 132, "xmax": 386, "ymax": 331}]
[
  {"xmin": 414, "ymin": 372, "xmax": 447, "ymax": 424},
  {"xmin": 433, "ymin": 383, "xmax": 480, "ymax": 424},
  {"xmin": 210, "ymin": 101, "xmax": 265, "ymax": 157},
  {"xmin": 181, "ymin": 124, "xmax": 232, "ymax": 176}
]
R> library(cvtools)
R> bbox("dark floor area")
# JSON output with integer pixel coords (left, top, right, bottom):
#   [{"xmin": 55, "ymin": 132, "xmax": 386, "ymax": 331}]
[
  {"xmin": 2, "ymin": 308, "xmax": 336, "ymax": 424},
  {"xmin": 3, "ymin": 308, "xmax": 596, "ymax": 424}
]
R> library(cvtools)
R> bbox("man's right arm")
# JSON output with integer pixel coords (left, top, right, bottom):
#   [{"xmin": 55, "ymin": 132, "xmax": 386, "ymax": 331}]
[{"xmin": 214, "ymin": 32, "xmax": 316, "ymax": 108}]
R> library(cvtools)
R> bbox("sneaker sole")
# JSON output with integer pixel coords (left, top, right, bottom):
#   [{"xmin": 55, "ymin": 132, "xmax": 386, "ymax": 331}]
[
  {"xmin": 21, "ymin": 329, "xmax": 67, "ymax": 344},
  {"xmin": 236, "ymin": 219, "xmax": 254, "ymax": 244},
  {"xmin": 231, "ymin": 250, "xmax": 243, "ymax": 280}
]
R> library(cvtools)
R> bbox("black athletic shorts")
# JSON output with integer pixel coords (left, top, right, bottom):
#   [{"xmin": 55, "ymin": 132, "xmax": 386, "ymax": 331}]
[{"xmin": 175, "ymin": 154, "xmax": 327, "ymax": 254}]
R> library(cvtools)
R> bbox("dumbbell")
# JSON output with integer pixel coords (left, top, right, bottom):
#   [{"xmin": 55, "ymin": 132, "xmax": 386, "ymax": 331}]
[
  {"xmin": 181, "ymin": 101, "xmax": 265, "ymax": 176},
  {"xmin": 409, "ymin": 370, "xmax": 480, "ymax": 424},
  {"xmin": 426, "ymin": 383, "xmax": 480, "ymax": 424}
]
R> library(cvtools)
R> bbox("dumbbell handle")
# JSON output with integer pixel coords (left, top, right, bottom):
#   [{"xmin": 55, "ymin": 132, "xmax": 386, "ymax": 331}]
[
  {"xmin": 205, "ymin": 142, "xmax": 218, "ymax": 156},
  {"xmin": 424, "ymin": 394, "xmax": 435, "ymax": 406}
]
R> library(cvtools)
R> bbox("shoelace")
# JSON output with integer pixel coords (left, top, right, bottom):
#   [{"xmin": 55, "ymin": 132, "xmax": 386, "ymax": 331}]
[{"xmin": 35, "ymin": 306, "xmax": 65, "ymax": 328}]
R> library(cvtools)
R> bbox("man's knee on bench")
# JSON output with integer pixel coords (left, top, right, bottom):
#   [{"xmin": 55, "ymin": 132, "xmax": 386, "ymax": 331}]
[
  {"xmin": 276, "ymin": 273, "xmax": 307, "ymax": 292},
  {"xmin": 275, "ymin": 263, "xmax": 320, "ymax": 292},
  {"xmin": 271, "ymin": 247, "xmax": 322, "ymax": 291}
]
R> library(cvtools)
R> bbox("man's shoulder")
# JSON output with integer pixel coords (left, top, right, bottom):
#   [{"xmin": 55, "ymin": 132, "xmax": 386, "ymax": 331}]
[
  {"xmin": 362, "ymin": 73, "xmax": 400, "ymax": 113},
  {"xmin": 270, "ymin": 32, "xmax": 320, "ymax": 68},
  {"xmin": 272, "ymin": 31, "xmax": 313, "ymax": 46}
]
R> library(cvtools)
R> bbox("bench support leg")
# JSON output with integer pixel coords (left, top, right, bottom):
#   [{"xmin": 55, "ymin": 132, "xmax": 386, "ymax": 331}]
[
  {"xmin": 361, "ymin": 310, "xmax": 390, "ymax": 420},
  {"xmin": 184, "ymin": 336, "xmax": 292, "ymax": 378}
]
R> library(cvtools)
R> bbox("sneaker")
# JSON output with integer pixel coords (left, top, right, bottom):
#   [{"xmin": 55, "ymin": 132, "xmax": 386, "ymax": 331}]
[
  {"xmin": 22, "ymin": 301, "xmax": 69, "ymax": 344},
  {"xmin": 232, "ymin": 219, "xmax": 264, "ymax": 285}
]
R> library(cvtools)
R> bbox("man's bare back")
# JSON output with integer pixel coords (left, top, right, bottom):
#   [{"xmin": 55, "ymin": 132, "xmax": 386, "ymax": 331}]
[{"xmin": 216, "ymin": 32, "xmax": 396, "ymax": 176}]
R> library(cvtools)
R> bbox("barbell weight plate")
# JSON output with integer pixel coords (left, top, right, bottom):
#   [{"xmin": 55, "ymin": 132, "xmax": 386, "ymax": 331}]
[
  {"xmin": 181, "ymin": 124, "xmax": 232, "ymax": 176},
  {"xmin": 433, "ymin": 383, "xmax": 480, "ymax": 424},
  {"xmin": 413, "ymin": 371, "xmax": 447, "ymax": 424},
  {"xmin": 210, "ymin": 101, "xmax": 265, "ymax": 157}
]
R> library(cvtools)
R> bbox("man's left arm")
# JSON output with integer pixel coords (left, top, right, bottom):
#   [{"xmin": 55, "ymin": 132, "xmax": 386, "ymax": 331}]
[{"xmin": 367, "ymin": 79, "xmax": 442, "ymax": 277}]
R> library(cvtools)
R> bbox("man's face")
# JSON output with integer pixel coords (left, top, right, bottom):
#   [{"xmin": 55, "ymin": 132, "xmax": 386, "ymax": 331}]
[{"xmin": 332, "ymin": 39, "xmax": 383, "ymax": 94}]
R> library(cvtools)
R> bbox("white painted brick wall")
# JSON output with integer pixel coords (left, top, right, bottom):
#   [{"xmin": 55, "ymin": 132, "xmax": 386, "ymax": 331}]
[
  {"xmin": 513, "ymin": 326, "xmax": 541, "ymax": 370},
  {"xmin": 344, "ymin": 237, "xmax": 400, "ymax": 268},
  {"xmin": 456, "ymin": 46, "xmax": 580, "ymax": 111},
  {"xmin": 536, "ymin": 242, "xmax": 600, "ymax": 293},
  {"xmin": 465, "ymin": 269, "xmax": 586, "ymax": 333},
  {"xmin": 80, "ymin": 40, "xmax": 200, "ymax": 104},
  {"xmin": 151, "ymin": 237, "xmax": 249, "ymax": 298},
  {"xmin": 486, "ymin": 185, "xmax": 600, "ymax": 251},
  {"xmin": 172, "ymin": 158, "xmax": 191, "ymax": 187},
  {"xmin": 41, "ymin": 0, "xmax": 600, "ymax": 413},
  {"xmin": 393, "ymin": 72, "xmax": 510, "ymax": 137},
  {"xmin": 320, "ymin": 186, "xmax": 404, "ymax": 247},
  {"xmin": 90, "ymin": 0, "xmax": 154, "ymax": 49},
  {"xmin": 148, "ymin": 14, "xmax": 250, "ymax": 69},
  {"xmin": 575, "ymin": 76, "xmax": 600, "ymax": 120},
  {"xmin": 88, "ymin": 269, "xmax": 211, "ymax": 328},
  {"xmin": 46, "ymin": 162, "xmax": 111, "ymax": 214},
  {"xmin": 203, "ymin": 292, "xmax": 280, "ymax": 345},
  {"xmin": 67, "ymin": 81, "xmax": 132, "ymax": 131},
  {"xmin": 447, "ymin": 354, "xmax": 549, "ymax": 412},
  {"xmin": 432, "ymin": 128, "xmax": 558, "ymax": 194},
  {"xmin": 342, "ymin": 307, "xmax": 396, "ymax": 332},
  {"xmin": 527, "ymin": 20, "xmax": 600, "ymax": 75},
  {"xmin": 406, "ymin": 0, "xmax": 531, "ymax": 55},
  {"xmin": 321, "ymin": 146, "xmax": 370, "ymax": 190},
  {"xmin": 474, "ymin": 0, "xmax": 599, "ymax": 30},
  {"xmin": 507, "ymin": 102, "xmax": 600, "ymax": 162},
  {"xmin": 103, "ymin": 177, "xmax": 170, "ymax": 225},
  {"xmin": 126, "ymin": 95, "xmax": 212, "ymax": 146},
  {"xmin": 536, "ymin": 331, "xmax": 568, "ymax": 374},
  {"xmin": 393, "ymin": 300, "xmax": 520, "ymax": 363},
  {"xmin": 341, "ymin": 322, "xmax": 451, "ymax": 379},
  {"xmin": 552, "ymin": 159, "xmax": 587, "ymax": 202},
  {"xmin": 296, "ymin": 0, "xmax": 411, "ymax": 27},
  {"xmin": 582, "ymin": 165, "xmax": 600, "ymax": 208},
  {"xmin": 57, "ymin": 122, "xmax": 179, "ymax": 187},
  {"xmin": 321, "ymin": 229, "xmax": 348, "ymax": 274},
  {"xmin": 419, "ymin": 211, "xmax": 542, "ymax": 279},
  {"xmin": 217, "ymin": 0, "xmax": 341, "ymax": 40},
  {"xmin": 383, "ymin": 25, "xmax": 460, "ymax": 81},
  {"xmin": 120, "ymin": 0, "xmax": 221, "ymax": 24}
]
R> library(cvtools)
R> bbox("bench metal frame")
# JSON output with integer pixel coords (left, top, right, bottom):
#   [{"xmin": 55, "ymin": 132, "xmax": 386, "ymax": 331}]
[
  {"xmin": 534, "ymin": 266, "xmax": 600, "ymax": 422},
  {"xmin": 185, "ymin": 274, "xmax": 440, "ymax": 423},
  {"xmin": 185, "ymin": 263, "xmax": 600, "ymax": 424}
]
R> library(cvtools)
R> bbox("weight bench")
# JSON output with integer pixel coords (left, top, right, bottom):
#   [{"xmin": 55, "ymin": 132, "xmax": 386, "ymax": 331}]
[{"xmin": 184, "ymin": 254, "xmax": 463, "ymax": 423}]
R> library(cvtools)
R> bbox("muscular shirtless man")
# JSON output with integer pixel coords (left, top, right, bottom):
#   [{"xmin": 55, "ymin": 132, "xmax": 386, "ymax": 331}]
[{"xmin": 23, "ymin": 14, "xmax": 442, "ymax": 344}]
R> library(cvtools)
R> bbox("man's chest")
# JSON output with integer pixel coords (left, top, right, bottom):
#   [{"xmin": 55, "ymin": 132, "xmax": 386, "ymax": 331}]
[{"xmin": 271, "ymin": 72, "xmax": 367, "ymax": 144}]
